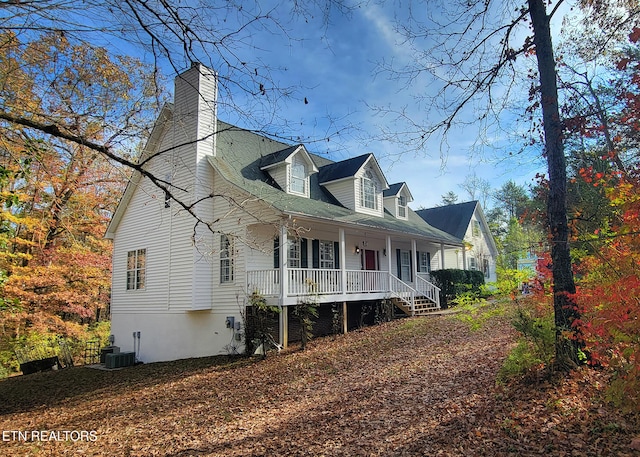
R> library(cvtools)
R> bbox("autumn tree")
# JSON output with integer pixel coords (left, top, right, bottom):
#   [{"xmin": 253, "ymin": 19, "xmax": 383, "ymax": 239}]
[
  {"xmin": 0, "ymin": 31, "xmax": 159, "ymax": 372},
  {"xmin": 374, "ymin": 0, "xmax": 639, "ymax": 370}
]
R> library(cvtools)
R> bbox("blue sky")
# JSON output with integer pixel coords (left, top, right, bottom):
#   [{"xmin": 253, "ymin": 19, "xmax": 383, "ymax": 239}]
[
  {"xmin": 223, "ymin": 1, "xmax": 550, "ymax": 209},
  {"xmin": 150, "ymin": 1, "xmax": 552, "ymax": 209}
]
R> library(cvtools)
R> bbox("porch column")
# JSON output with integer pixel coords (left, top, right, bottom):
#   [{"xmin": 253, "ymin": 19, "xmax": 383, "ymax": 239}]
[
  {"xmin": 411, "ymin": 239, "xmax": 417, "ymax": 284},
  {"xmin": 386, "ymin": 235, "xmax": 392, "ymax": 275},
  {"xmin": 279, "ymin": 225, "xmax": 289, "ymax": 349},
  {"xmin": 440, "ymin": 243, "xmax": 446, "ymax": 269},
  {"xmin": 339, "ymin": 228, "xmax": 346, "ymax": 296},
  {"xmin": 462, "ymin": 245, "xmax": 467, "ymax": 270}
]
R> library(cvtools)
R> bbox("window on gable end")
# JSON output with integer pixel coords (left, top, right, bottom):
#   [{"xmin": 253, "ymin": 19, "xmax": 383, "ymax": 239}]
[
  {"xmin": 126, "ymin": 249, "xmax": 146, "ymax": 290},
  {"xmin": 472, "ymin": 220, "xmax": 481, "ymax": 237},
  {"xmin": 290, "ymin": 156, "xmax": 306, "ymax": 194}
]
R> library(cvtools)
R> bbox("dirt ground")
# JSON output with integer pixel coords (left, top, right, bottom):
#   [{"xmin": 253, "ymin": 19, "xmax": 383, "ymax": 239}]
[{"xmin": 1, "ymin": 310, "xmax": 638, "ymax": 456}]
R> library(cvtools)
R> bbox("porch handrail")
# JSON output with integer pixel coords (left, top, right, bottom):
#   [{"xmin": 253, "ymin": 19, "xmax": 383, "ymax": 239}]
[
  {"xmin": 415, "ymin": 275, "xmax": 441, "ymax": 309},
  {"xmin": 388, "ymin": 274, "xmax": 415, "ymax": 314}
]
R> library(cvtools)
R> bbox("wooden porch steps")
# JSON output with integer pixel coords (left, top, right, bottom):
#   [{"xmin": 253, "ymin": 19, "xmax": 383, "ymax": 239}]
[{"xmin": 392, "ymin": 297, "xmax": 440, "ymax": 317}]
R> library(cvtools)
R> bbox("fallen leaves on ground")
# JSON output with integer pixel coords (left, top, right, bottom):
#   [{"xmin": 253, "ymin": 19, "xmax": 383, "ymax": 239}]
[{"xmin": 0, "ymin": 313, "xmax": 638, "ymax": 456}]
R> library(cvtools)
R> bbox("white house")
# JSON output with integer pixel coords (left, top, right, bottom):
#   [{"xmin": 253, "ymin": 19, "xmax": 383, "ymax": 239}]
[
  {"xmin": 105, "ymin": 64, "xmax": 465, "ymax": 363},
  {"xmin": 416, "ymin": 201, "xmax": 498, "ymax": 283}
]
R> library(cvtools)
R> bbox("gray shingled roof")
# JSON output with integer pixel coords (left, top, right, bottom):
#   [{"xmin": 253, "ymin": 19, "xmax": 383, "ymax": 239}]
[
  {"xmin": 317, "ymin": 153, "xmax": 370, "ymax": 184},
  {"xmin": 259, "ymin": 145, "xmax": 301, "ymax": 169},
  {"xmin": 384, "ymin": 182, "xmax": 405, "ymax": 197},
  {"xmin": 415, "ymin": 201, "xmax": 478, "ymax": 240},
  {"xmin": 210, "ymin": 121, "xmax": 463, "ymax": 245}
]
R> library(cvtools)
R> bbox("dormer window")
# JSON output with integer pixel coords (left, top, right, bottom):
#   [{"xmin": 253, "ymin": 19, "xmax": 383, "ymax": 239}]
[
  {"xmin": 383, "ymin": 182, "xmax": 412, "ymax": 220},
  {"xmin": 398, "ymin": 195, "xmax": 407, "ymax": 218},
  {"xmin": 260, "ymin": 145, "xmax": 317, "ymax": 198},
  {"xmin": 361, "ymin": 169, "xmax": 378, "ymax": 210},
  {"xmin": 290, "ymin": 156, "xmax": 307, "ymax": 194}
]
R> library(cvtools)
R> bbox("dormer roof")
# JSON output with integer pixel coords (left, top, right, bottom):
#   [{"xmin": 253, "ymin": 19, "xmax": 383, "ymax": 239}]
[
  {"xmin": 259, "ymin": 144, "xmax": 318, "ymax": 173},
  {"xmin": 318, "ymin": 153, "xmax": 389, "ymax": 190},
  {"xmin": 384, "ymin": 182, "xmax": 414, "ymax": 201}
]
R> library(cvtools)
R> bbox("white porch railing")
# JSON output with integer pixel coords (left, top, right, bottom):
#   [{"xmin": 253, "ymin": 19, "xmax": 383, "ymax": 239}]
[
  {"xmin": 346, "ymin": 270, "xmax": 389, "ymax": 294},
  {"xmin": 288, "ymin": 268, "xmax": 341, "ymax": 296},
  {"xmin": 246, "ymin": 269, "xmax": 440, "ymax": 311},
  {"xmin": 415, "ymin": 275, "xmax": 441, "ymax": 309},
  {"xmin": 246, "ymin": 269, "xmax": 280, "ymax": 296}
]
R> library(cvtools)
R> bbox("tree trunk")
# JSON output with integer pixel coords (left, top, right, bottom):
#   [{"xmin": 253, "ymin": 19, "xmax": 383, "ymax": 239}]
[{"xmin": 528, "ymin": 0, "xmax": 580, "ymax": 370}]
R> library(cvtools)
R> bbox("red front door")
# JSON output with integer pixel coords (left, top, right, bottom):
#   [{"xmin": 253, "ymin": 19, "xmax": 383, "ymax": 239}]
[{"xmin": 365, "ymin": 250, "xmax": 376, "ymax": 270}]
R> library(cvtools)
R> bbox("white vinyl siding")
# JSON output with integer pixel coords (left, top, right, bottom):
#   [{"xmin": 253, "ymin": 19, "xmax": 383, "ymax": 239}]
[{"xmin": 322, "ymin": 180, "xmax": 356, "ymax": 210}]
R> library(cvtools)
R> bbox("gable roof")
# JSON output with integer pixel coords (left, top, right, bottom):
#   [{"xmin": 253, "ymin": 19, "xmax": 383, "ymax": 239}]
[
  {"xmin": 415, "ymin": 201, "xmax": 479, "ymax": 240},
  {"xmin": 106, "ymin": 111, "xmax": 463, "ymax": 246},
  {"xmin": 259, "ymin": 145, "xmax": 300, "ymax": 169},
  {"xmin": 259, "ymin": 144, "xmax": 319, "ymax": 173},
  {"xmin": 384, "ymin": 182, "xmax": 413, "ymax": 201},
  {"xmin": 317, "ymin": 154, "xmax": 369, "ymax": 183},
  {"xmin": 210, "ymin": 122, "xmax": 462, "ymax": 245},
  {"xmin": 317, "ymin": 153, "xmax": 389, "ymax": 190}
]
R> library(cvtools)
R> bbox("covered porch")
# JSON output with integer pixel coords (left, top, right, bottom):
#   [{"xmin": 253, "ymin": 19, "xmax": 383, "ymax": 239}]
[{"xmin": 245, "ymin": 221, "xmax": 466, "ymax": 346}]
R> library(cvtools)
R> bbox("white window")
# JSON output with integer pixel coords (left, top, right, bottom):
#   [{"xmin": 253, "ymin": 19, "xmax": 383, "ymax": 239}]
[
  {"xmin": 469, "ymin": 257, "xmax": 477, "ymax": 271},
  {"xmin": 400, "ymin": 250, "xmax": 411, "ymax": 281},
  {"xmin": 419, "ymin": 251, "xmax": 430, "ymax": 273},
  {"xmin": 361, "ymin": 169, "xmax": 378, "ymax": 210},
  {"xmin": 398, "ymin": 195, "xmax": 407, "ymax": 218},
  {"xmin": 289, "ymin": 238, "xmax": 301, "ymax": 268},
  {"xmin": 126, "ymin": 249, "xmax": 146, "ymax": 290},
  {"xmin": 319, "ymin": 240, "xmax": 335, "ymax": 269},
  {"xmin": 472, "ymin": 220, "xmax": 481, "ymax": 237},
  {"xmin": 483, "ymin": 259, "xmax": 490, "ymax": 278},
  {"xmin": 290, "ymin": 156, "xmax": 306, "ymax": 194},
  {"xmin": 220, "ymin": 235, "xmax": 234, "ymax": 283}
]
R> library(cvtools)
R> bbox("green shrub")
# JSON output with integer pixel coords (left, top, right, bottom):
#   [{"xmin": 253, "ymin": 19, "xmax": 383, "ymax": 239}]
[
  {"xmin": 453, "ymin": 295, "xmax": 506, "ymax": 331},
  {"xmin": 431, "ymin": 269, "xmax": 485, "ymax": 308},
  {"xmin": 498, "ymin": 340, "xmax": 545, "ymax": 382},
  {"xmin": 498, "ymin": 305, "xmax": 555, "ymax": 383},
  {"xmin": 490, "ymin": 267, "xmax": 535, "ymax": 298}
]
